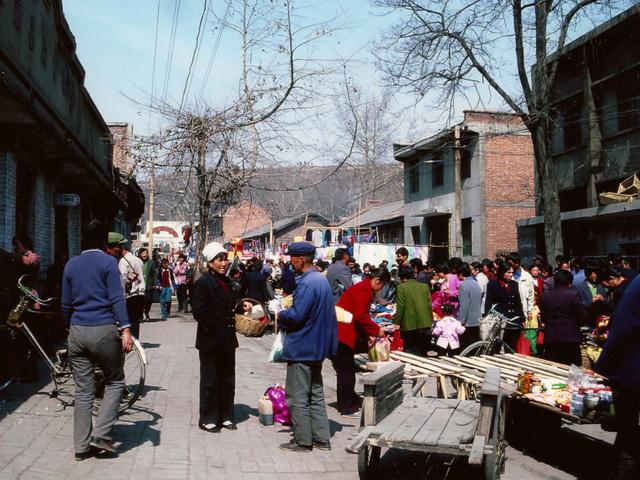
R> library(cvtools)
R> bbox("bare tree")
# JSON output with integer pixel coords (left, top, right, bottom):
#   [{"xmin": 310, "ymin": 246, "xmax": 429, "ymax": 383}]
[{"xmin": 374, "ymin": 0, "xmax": 632, "ymax": 258}]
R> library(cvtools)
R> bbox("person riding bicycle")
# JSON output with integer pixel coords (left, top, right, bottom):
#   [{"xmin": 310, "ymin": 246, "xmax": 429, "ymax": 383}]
[{"xmin": 61, "ymin": 220, "xmax": 133, "ymax": 461}]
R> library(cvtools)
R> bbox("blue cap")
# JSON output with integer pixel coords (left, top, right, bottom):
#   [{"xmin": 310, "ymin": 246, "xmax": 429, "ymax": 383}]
[{"xmin": 286, "ymin": 241, "xmax": 316, "ymax": 256}]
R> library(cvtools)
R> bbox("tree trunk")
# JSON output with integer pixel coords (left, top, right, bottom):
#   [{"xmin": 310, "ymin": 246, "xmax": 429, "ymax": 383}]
[
  {"xmin": 194, "ymin": 141, "xmax": 209, "ymax": 277},
  {"xmin": 532, "ymin": 120, "xmax": 563, "ymax": 260}
]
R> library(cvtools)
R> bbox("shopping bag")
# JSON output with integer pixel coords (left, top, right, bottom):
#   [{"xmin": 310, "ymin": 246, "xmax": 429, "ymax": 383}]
[
  {"xmin": 265, "ymin": 385, "xmax": 291, "ymax": 425},
  {"xmin": 369, "ymin": 337, "xmax": 391, "ymax": 362},
  {"xmin": 479, "ymin": 313, "xmax": 500, "ymax": 341},
  {"xmin": 516, "ymin": 331, "xmax": 531, "ymax": 356},
  {"xmin": 268, "ymin": 332, "xmax": 285, "ymax": 363},
  {"xmin": 536, "ymin": 330, "xmax": 545, "ymax": 345},
  {"xmin": 335, "ymin": 306, "xmax": 353, "ymax": 324},
  {"xmin": 390, "ymin": 329, "xmax": 404, "ymax": 352}
]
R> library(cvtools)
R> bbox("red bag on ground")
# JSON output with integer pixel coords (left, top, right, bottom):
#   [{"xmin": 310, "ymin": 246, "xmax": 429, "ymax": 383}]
[
  {"xmin": 516, "ymin": 331, "xmax": 531, "ymax": 356},
  {"xmin": 390, "ymin": 330, "xmax": 404, "ymax": 352}
]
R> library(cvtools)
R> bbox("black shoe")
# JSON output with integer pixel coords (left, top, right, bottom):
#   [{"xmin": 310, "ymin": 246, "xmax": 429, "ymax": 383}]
[
  {"xmin": 90, "ymin": 437, "xmax": 117, "ymax": 454},
  {"xmin": 221, "ymin": 422, "xmax": 237, "ymax": 430},
  {"xmin": 279, "ymin": 441, "xmax": 312, "ymax": 453},
  {"xmin": 199, "ymin": 423, "xmax": 221, "ymax": 433},
  {"xmin": 313, "ymin": 440, "xmax": 331, "ymax": 451},
  {"xmin": 74, "ymin": 449, "xmax": 95, "ymax": 461}
]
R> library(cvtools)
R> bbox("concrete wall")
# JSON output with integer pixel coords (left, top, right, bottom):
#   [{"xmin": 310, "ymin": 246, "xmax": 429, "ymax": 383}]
[{"xmin": 0, "ymin": 152, "xmax": 17, "ymax": 250}]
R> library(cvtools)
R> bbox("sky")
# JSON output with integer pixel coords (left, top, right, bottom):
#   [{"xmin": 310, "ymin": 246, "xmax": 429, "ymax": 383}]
[{"xmin": 62, "ymin": 0, "xmax": 411, "ymax": 137}]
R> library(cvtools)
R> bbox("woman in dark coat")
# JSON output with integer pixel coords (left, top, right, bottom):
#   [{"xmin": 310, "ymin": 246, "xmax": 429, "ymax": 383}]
[
  {"xmin": 191, "ymin": 243, "xmax": 239, "ymax": 433},
  {"xmin": 484, "ymin": 261, "xmax": 524, "ymax": 351}
]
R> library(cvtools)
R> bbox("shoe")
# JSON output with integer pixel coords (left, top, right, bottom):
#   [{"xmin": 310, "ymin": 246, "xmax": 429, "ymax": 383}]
[
  {"xmin": 341, "ymin": 410, "xmax": 361, "ymax": 419},
  {"xmin": 279, "ymin": 441, "xmax": 312, "ymax": 453},
  {"xmin": 221, "ymin": 421, "xmax": 237, "ymax": 430},
  {"xmin": 313, "ymin": 440, "xmax": 331, "ymax": 451},
  {"xmin": 74, "ymin": 449, "xmax": 95, "ymax": 461},
  {"xmin": 90, "ymin": 437, "xmax": 117, "ymax": 454},
  {"xmin": 199, "ymin": 423, "xmax": 221, "ymax": 433}
]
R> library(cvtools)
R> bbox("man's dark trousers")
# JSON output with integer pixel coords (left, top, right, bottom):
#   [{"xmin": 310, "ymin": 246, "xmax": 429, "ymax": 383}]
[
  {"xmin": 331, "ymin": 343, "xmax": 361, "ymax": 414},
  {"xmin": 285, "ymin": 362, "xmax": 331, "ymax": 447},
  {"xmin": 126, "ymin": 294, "xmax": 144, "ymax": 339}
]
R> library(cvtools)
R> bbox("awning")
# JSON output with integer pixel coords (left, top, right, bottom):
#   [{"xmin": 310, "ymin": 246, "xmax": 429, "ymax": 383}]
[{"xmin": 517, "ymin": 199, "xmax": 640, "ymax": 227}]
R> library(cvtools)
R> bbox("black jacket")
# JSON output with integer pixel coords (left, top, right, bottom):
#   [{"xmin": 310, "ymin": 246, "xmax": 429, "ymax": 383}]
[
  {"xmin": 540, "ymin": 285, "xmax": 588, "ymax": 344},
  {"xmin": 192, "ymin": 271, "xmax": 239, "ymax": 352},
  {"xmin": 484, "ymin": 280, "xmax": 524, "ymax": 328},
  {"xmin": 241, "ymin": 270, "xmax": 270, "ymax": 303}
]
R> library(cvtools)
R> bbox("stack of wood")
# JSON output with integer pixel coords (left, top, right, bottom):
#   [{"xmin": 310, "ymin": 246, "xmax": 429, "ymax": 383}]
[{"xmin": 599, "ymin": 173, "xmax": 640, "ymax": 204}]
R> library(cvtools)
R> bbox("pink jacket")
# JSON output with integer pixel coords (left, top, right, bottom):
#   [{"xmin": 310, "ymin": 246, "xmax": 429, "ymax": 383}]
[
  {"xmin": 432, "ymin": 316, "xmax": 466, "ymax": 350},
  {"xmin": 173, "ymin": 261, "xmax": 188, "ymax": 285}
]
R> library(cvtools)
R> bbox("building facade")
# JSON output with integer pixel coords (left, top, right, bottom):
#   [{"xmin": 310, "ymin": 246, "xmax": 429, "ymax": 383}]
[
  {"xmin": 395, "ymin": 111, "xmax": 535, "ymax": 263},
  {"xmin": 0, "ymin": 1, "xmax": 142, "ymax": 280},
  {"xmin": 517, "ymin": 5, "xmax": 640, "ymax": 260}
]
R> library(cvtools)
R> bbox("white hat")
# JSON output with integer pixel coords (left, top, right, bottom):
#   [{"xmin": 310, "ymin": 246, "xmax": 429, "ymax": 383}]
[{"xmin": 202, "ymin": 242, "xmax": 226, "ymax": 262}]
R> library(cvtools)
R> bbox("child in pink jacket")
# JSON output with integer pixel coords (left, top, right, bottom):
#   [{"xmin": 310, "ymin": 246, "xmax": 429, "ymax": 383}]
[{"xmin": 433, "ymin": 316, "xmax": 466, "ymax": 356}]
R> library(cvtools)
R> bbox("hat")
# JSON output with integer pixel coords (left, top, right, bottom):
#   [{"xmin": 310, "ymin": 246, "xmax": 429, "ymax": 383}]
[
  {"xmin": 202, "ymin": 242, "xmax": 227, "ymax": 262},
  {"xmin": 286, "ymin": 241, "xmax": 316, "ymax": 257},
  {"xmin": 107, "ymin": 232, "xmax": 127, "ymax": 246}
]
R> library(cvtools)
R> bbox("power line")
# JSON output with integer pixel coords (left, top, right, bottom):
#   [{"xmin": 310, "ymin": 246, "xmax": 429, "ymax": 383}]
[
  {"xmin": 150, "ymin": 0, "xmax": 161, "ymax": 109},
  {"xmin": 161, "ymin": 0, "xmax": 182, "ymax": 104},
  {"xmin": 179, "ymin": 0, "xmax": 209, "ymax": 110},
  {"xmin": 199, "ymin": 0, "xmax": 232, "ymax": 99}
]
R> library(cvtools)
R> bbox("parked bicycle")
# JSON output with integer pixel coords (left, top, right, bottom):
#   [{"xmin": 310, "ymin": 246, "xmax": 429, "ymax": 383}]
[
  {"xmin": 0, "ymin": 276, "xmax": 147, "ymax": 412},
  {"xmin": 460, "ymin": 307, "xmax": 521, "ymax": 357}
]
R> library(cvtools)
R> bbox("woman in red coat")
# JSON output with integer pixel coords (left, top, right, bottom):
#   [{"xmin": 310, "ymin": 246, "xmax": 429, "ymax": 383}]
[{"xmin": 332, "ymin": 268, "xmax": 390, "ymax": 417}]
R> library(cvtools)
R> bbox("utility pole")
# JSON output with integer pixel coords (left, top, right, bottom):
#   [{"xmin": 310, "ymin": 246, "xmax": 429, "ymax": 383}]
[
  {"xmin": 147, "ymin": 162, "xmax": 155, "ymax": 250},
  {"xmin": 453, "ymin": 125, "xmax": 462, "ymax": 258}
]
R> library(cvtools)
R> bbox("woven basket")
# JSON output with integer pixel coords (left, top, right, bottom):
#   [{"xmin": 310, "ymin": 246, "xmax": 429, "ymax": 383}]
[{"xmin": 235, "ymin": 313, "xmax": 268, "ymax": 337}]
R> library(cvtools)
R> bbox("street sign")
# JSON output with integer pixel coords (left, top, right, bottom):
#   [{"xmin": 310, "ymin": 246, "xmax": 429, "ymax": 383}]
[{"xmin": 55, "ymin": 193, "xmax": 80, "ymax": 207}]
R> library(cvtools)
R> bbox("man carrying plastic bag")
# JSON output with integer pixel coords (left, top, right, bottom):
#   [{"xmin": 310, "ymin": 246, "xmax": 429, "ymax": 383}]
[{"xmin": 276, "ymin": 242, "xmax": 337, "ymax": 453}]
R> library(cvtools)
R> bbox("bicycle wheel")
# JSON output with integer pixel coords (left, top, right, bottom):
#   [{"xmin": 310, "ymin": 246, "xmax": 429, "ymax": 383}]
[
  {"xmin": 460, "ymin": 340, "xmax": 491, "ymax": 357},
  {"xmin": 94, "ymin": 341, "xmax": 146, "ymax": 413},
  {"xmin": 0, "ymin": 325, "xmax": 30, "ymax": 392}
]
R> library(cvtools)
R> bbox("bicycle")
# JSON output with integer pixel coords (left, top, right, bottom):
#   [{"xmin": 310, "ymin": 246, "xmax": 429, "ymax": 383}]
[
  {"xmin": 0, "ymin": 276, "xmax": 147, "ymax": 412},
  {"xmin": 460, "ymin": 307, "xmax": 521, "ymax": 357}
]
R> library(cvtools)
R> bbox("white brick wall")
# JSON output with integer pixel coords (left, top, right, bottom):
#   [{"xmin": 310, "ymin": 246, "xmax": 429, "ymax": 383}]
[{"xmin": 0, "ymin": 152, "xmax": 17, "ymax": 250}]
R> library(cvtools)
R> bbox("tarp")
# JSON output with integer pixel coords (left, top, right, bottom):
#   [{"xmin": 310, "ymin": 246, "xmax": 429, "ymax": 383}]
[{"xmin": 316, "ymin": 243, "xmax": 429, "ymax": 267}]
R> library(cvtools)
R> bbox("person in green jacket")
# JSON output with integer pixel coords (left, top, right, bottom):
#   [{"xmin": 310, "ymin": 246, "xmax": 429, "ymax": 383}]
[{"xmin": 394, "ymin": 267, "xmax": 434, "ymax": 356}]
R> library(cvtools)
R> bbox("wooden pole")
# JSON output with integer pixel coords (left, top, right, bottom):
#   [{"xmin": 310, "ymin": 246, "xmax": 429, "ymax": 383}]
[
  {"xmin": 454, "ymin": 125, "xmax": 462, "ymax": 258},
  {"xmin": 147, "ymin": 162, "xmax": 155, "ymax": 250}
]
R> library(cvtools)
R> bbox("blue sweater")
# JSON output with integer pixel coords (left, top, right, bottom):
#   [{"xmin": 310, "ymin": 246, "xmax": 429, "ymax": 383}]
[
  {"xmin": 61, "ymin": 250, "xmax": 130, "ymax": 329},
  {"xmin": 278, "ymin": 269, "xmax": 337, "ymax": 362}
]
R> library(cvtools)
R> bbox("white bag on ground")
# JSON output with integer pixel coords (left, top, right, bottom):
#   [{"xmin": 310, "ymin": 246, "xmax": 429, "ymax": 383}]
[{"xmin": 268, "ymin": 332, "xmax": 285, "ymax": 363}]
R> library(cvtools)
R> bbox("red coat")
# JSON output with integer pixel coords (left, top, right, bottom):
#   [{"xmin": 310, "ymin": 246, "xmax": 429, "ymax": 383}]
[{"xmin": 336, "ymin": 280, "xmax": 381, "ymax": 350}]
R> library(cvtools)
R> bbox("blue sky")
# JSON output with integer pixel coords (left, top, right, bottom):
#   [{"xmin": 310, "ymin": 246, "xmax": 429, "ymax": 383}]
[{"xmin": 63, "ymin": 0, "xmax": 398, "ymax": 136}]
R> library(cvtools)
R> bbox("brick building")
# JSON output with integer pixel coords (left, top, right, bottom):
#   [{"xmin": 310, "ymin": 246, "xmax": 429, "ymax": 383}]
[
  {"xmin": 222, "ymin": 200, "xmax": 270, "ymax": 243},
  {"xmin": 394, "ymin": 111, "xmax": 535, "ymax": 262},
  {"xmin": 518, "ymin": 5, "xmax": 640, "ymax": 261},
  {"xmin": 242, "ymin": 213, "xmax": 332, "ymax": 254}
]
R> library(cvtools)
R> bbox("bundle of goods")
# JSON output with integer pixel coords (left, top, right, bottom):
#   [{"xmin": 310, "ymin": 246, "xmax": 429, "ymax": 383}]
[
  {"xmin": 516, "ymin": 365, "xmax": 612, "ymax": 418},
  {"xmin": 235, "ymin": 298, "xmax": 269, "ymax": 337},
  {"xmin": 262, "ymin": 385, "xmax": 291, "ymax": 426}
]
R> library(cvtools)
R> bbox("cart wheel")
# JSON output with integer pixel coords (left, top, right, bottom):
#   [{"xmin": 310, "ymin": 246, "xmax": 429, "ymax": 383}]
[
  {"xmin": 483, "ymin": 395, "xmax": 506, "ymax": 480},
  {"xmin": 358, "ymin": 445, "xmax": 380, "ymax": 480}
]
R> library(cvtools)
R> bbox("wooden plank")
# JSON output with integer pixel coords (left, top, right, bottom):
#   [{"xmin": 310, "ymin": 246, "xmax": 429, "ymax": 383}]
[
  {"xmin": 410, "ymin": 378, "xmax": 428, "ymax": 397},
  {"xmin": 495, "ymin": 354, "xmax": 570, "ymax": 377},
  {"xmin": 468, "ymin": 435, "xmax": 486, "ymax": 465},
  {"xmin": 436, "ymin": 401, "xmax": 480, "ymax": 447},
  {"xmin": 371, "ymin": 407, "xmax": 411, "ymax": 436},
  {"xmin": 479, "ymin": 356, "xmax": 567, "ymax": 383},
  {"xmin": 373, "ymin": 387, "xmax": 404, "ymax": 425},
  {"xmin": 412, "ymin": 406, "xmax": 457, "ymax": 446},
  {"xmin": 480, "ymin": 367, "xmax": 501, "ymax": 397},
  {"xmin": 361, "ymin": 362, "xmax": 404, "ymax": 392},
  {"xmin": 381, "ymin": 398, "xmax": 437, "ymax": 443},
  {"xmin": 345, "ymin": 426, "xmax": 374, "ymax": 453},
  {"xmin": 475, "ymin": 396, "xmax": 496, "ymax": 437}
]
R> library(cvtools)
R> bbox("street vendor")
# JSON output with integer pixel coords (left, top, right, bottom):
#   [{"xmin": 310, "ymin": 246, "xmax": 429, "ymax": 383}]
[
  {"xmin": 332, "ymin": 268, "xmax": 390, "ymax": 418},
  {"xmin": 394, "ymin": 267, "xmax": 434, "ymax": 356}
]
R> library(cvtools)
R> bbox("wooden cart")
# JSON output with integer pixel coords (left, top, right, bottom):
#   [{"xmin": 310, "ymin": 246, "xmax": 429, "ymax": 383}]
[{"xmin": 346, "ymin": 363, "xmax": 506, "ymax": 480}]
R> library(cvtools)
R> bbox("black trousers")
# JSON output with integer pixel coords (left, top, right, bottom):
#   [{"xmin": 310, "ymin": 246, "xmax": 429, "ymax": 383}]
[
  {"xmin": 176, "ymin": 284, "xmax": 188, "ymax": 312},
  {"xmin": 126, "ymin": 295, "xmax": 145, "ymax": 339},
  {"xmin": 459, "ymin": 326, "xmax": 480, "ymax": 351},
  {"xmin": 544, "ymin": 342, "xmax": 581, "ymax": 366},
  {"xmin": 331, "ymin": 342, "xmax": 361, "ymax": 414},
  {"xmin": 143, "ymin": 291, "xmax": 154, "ymax": 318},
  {"xmin": 403, "ymin": 328, "xmax": 432, "ymax": 357},
  {"xmin": 612, "ymin": 387, "xmax": 640, "ymax": 480},
  {"xmin": 199, "ymin": 348, "xmax": 236, "ymax": 426}
]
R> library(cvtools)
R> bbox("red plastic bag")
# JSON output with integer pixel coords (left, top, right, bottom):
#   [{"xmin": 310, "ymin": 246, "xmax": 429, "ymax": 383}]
[
  {"xmin": 390, "ymin": 329, "xmax": 404, "ymax": 352},
  {"xmin": 536, "ymin": 330, "xmax": 545, "ymax": 346},
  {"xmin": 516, "ymin": 331, "xmax": 531, "ymax": 356}
]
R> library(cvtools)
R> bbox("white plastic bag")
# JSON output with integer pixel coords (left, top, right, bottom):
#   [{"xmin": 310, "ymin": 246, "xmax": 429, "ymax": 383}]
[
  {"xmin": 268, "ymin": 332, "xmax": 285, "ymax": 363},
  {"xmin": 335, "ymin": 306, "xmax": 353, "ymax": 324}
]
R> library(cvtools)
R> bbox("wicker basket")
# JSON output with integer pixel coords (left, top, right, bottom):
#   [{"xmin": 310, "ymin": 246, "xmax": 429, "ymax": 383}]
[{"xmin": 235, "ymin": 298, "xmax": 269, "ymax": 337}]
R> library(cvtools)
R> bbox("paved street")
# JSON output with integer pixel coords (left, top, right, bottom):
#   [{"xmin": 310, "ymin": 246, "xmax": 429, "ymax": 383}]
[{"xmin": 0, "ymin": 305, "xmax": 594, "ymax": 479}]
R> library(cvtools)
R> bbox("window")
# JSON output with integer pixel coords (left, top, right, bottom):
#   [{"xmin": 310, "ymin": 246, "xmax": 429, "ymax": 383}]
[
  {"xmin": 432, "ymin": 160, "xmax": 444, "ymax": 188},
  {"xmin": 411, "ymin": 226, "xmax": 420, "ymax": 244},
  {"xmin": 618, "ymin": 87, "xmax": 639, "ymax": 131},
  {"xmin": 408, "ymin": 160, "xmax": 419, "ymax": 193},
  {"xmin": 460, "ymin": 148, "xmax": 471, "ymax": 180},
  {"xmin": 462, "ymin": 217, "xmax": 472, "ymax": 256},
  {"xmin": 563, "ymin": 100, "xmax": 582, "ymax": 150}
]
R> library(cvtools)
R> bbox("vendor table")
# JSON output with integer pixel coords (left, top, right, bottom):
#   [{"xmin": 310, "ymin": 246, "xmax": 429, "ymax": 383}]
[{"xmin": 355, "ymin": 352, "xmax": 605, "ymax": 424}]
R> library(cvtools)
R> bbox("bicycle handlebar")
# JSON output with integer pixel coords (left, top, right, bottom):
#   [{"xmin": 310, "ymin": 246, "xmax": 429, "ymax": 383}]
[
  {"xmin": 17, "ymin": 275, "xmax": 56, "ymax": 306},
  {"xmin": 486, "ymin": 305, "xmax": 522, "ymax": 327}
]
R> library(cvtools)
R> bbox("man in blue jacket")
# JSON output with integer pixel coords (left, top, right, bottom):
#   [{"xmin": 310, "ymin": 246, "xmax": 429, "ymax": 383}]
[
  {"xmin": 277, "ymin": 242, "xmax": 337, "ymax": 453},
  {"xmin": 595, "ymin": 274, "xmax": 640, "ymax": 479},
  {"xmin": 61, "ymin": 220, "xmax": 132, "ymax": 460}
]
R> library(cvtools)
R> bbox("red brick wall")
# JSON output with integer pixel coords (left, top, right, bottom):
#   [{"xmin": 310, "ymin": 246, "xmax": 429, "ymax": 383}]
[
  {"xmin": 484, "ymin": 133, "xmax": 535, "ymax": 257},
  {"xmin": 223, "ymin": 201, "xmax": 270, "ymax": 242},
  {"xmin": 108, "ymin": 124, "xmax": 132, "ymax": 174}
]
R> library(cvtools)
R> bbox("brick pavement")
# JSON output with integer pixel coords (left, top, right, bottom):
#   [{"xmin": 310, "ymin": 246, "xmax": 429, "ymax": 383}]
[{"xmin": 0, "ymin": 305, "xmax": 578, "ymax": 479}]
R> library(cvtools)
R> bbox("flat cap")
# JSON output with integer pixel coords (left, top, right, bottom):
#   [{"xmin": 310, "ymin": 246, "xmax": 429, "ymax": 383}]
[
  {"xmin": 107, "ymin": 232, "xmax": 127, "ymax": 245},
  {"xmin": 286, "ymin": 241, "xmax": 316, "ymax": 257}
]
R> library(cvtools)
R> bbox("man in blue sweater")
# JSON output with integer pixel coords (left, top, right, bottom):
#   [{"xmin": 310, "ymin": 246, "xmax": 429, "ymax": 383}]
[
  {"xmin": 277, "ymin": 242, "xmax": 337, "ymax": 453},
  {"xmin": 61, "ymin": 220, "xmax": 132, "ymax": 460}
]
